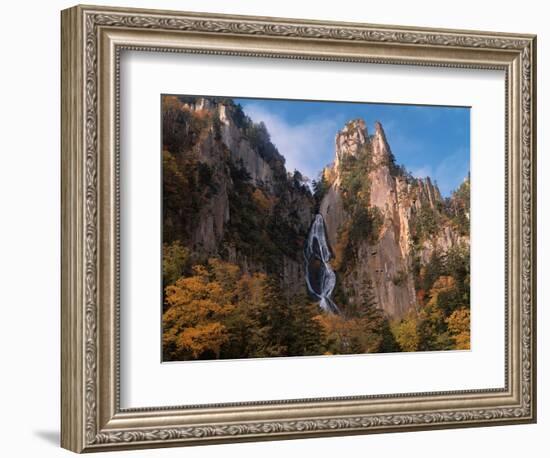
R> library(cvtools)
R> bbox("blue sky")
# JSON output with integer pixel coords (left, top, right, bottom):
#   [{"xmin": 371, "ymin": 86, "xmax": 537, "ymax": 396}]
[{"xmin": 234, "ymin": 97, "xmax": 470, "ymax": 197}]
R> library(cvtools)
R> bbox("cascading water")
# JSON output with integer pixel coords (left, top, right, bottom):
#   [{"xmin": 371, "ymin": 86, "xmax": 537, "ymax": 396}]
[{"xmin": 304, "ymin": 214, "xmax": 340, "ymax": 314}]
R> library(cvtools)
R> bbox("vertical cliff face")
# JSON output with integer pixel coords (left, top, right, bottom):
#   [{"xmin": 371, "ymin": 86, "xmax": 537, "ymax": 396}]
[
  {"xmin": 162, "ymin": 96, "xmax": 315, "ymax": 296},
  {"xmin": 163, "ymin": 96, "xmax": 469, "ymax": 321},
  {"xmin": 319, "ymin": 120, "xmax": 468, "ymax": 319},
  {"xmin": 163, "ymin": 96, "xmax": 471, "ymax": 359}
]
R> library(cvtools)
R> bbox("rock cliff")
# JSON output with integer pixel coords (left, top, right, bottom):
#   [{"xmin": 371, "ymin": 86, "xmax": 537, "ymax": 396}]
[
  {"xmin": 319, "ymin": 120, "xmax": 469, "ymax": 319},
  {"xmin": 163, "ymin": 96, "xmax": 469, "ymax": 321},
  {"xmin": 162, "ymin": 96, "xmax": 314, "ymax": 296}
]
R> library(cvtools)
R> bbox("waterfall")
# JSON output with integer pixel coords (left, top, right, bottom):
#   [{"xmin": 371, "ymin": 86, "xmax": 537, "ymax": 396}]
[{"xmin": 304, "ymin": 214, "xmax": 340, "ymax": 314}]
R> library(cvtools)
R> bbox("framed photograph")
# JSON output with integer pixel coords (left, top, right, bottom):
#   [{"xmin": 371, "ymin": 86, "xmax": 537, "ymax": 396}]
[{"xmin": 61, "ymin": 4, "xmax": 537, "ymax": 453}]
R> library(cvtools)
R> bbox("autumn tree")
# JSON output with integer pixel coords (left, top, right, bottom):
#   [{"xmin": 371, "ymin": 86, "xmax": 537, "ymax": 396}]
[
  {"xmin": 447, "ymin": 308, "xmax": 470, "ymax": 350},
  {"xmin": 162, "ymin": 259, "xmax": 238, "ymax": 361},
  {"xmin": 163, "ymin": 256, "xmax": 330, "ymax": 360},
  {"xmin": 318, "ymin": 280, "xmax": 398, "ymax": 355},
  {"xmin": 315, "ymin": 313, "xmax": 351, "ymax": 355},
  {"xmin": 392, "ymin": 312, "xmax": 420, "ymax": 352},
  {"xmin": 221, "ymin": 272, "xmax": 288, "ymax": 359}
]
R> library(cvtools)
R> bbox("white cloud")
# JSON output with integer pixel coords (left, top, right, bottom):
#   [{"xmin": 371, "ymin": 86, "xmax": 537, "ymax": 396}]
[
  {"xmin": 241, "ymin": 103, "xmax": 343, "ymax": 182},
  {"xmin": 410, "ymin": 166, "xmax": 433, "ymax": 179},
  {"xmin": 410, "ymin": 148, "xmax": 469, "ymax": 196},
  {"xmin": 240, "ymin": 103, "xmax": 468, "ymax": 197},
  {"xmin": 432, "ymin": 147, "xmax": 469, "ymax": 196}
]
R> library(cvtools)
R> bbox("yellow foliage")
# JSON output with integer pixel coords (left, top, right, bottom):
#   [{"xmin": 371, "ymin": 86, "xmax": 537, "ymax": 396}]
[
  {"xmin": 163, "ymin": 258, "xmax": 238, "ymax": 360},
  {"xmin": 391, "ymin": 313, "xmax": 419, "ymax": 352},
  {"xmin": 252, "ymin": 188, "xmax": 274, "ymax": 213},
  {"xmin": 314, "ymin": 312, "xmax": 384, "ymax": 354},
  {"xmin": 162, "ymin": 258, "xmax": 284, "ymax": 361},
  {"xmin": 446, "ymin": 308, "xmax": 471, "ymax": 350},
  {"xmin": 207, "ymin": 258, "xmax": 241, "ymax": 290}
]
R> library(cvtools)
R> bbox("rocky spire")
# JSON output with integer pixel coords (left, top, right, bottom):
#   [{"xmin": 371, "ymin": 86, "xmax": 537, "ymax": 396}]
[
  {"xmin": 334, "ymin": 119, "xmax": 368, "ymax": 171},
  {"xmin": 371, "ymin": 121, "xmax": 392, "ymax": 166},
  {"xmin": 415, "ymin": 176, "xmax": 443, "ymax": 210},
  {"xmin": 181, "ymin": 96, "xmax": 216, "ymax": 112},
  {"xmin": 319, "ymin": 118, "xmax": 462, "ymax": 319}
]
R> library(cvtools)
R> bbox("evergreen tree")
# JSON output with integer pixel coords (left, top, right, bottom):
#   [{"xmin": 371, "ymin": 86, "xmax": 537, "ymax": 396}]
[
  {"xmin": 355, "ymin": 280, "xmax": 398, "ymax": 352},
  {"xmin": 357, "ymin": 279, "xmax": 379, "ymax": 318},
  {"xmin": 312, "ymin": 172, "xmax": 329, "ymax": 210},
  {"xmin": 287, "ymin": 295, "xmax": 325, "ymax": 356}
]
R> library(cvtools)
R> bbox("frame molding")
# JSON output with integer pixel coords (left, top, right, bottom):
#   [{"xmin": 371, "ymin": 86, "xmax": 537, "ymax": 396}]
[{"xmin": 61, "ymin": 4, "xmax": 536, "ymax": 453}]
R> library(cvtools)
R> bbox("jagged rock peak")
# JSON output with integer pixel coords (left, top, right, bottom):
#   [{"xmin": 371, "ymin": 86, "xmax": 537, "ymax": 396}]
[
  {"xmin": 374, "ymin": 120, "xmax": 385, "ymax": 136},
  {"xmin": 341, "ymin": 118, "xmax": 367, "ymax": 135},
  {"xmin": 371, "ymin": 120, "xmax": 392, "ymax": 166},
  {"xmin": 414, "ymin": 176, "xmax": 443, "ymax": 209},
  {"xmin": 185, "ymin": 97, "xmax": 231, "ymax": 123},
  {"xmin": 335, "ymin": 119, "xmax": 368, "ymax": 168},
  {"xmin": 180, "ymin": 96, "xmax": 234, "ymax": 123},
  {"xmin": 181, "ymin": 96, "xmax": 218, "ymax": 112},
  {"xmin": 333, "ymin": 119, "xmax": 395, "ymax": 169}
]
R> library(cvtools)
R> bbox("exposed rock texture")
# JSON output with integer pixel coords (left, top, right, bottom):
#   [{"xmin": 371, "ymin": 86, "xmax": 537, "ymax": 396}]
[
  {"xmin": 163, "ymin": 96, "xmax": 314, "ymax": 296},
  {"xmin": 163, "ymin": 96, "xmax": 469, "ymax": 321},
  {"xmin": 319, "ymin": 183, "xmax": 346, "ymax": 250},
  {"xmin": 319, "ymin": 120, "xmax": 468, "ymax": 319}
]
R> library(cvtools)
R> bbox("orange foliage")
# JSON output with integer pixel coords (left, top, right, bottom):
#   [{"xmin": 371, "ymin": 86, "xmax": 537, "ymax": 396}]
[
  {"xmin": 177, "ymin": 322, "xmax": 228, "ymax": 359},
  {"xmin": 162, "ymin": 259, "xmax": 292, "ymax": 360},
  {"xmin": 163, "ymin": 259, "xmax": 237, "ymax": 360},
  {"xmin": 162, "ymin": 95, "xmax": 182, "ymax": 111},
  {"xmin": 314, "ymin": 310, "xmax": 385, "ymax": 354},
  {"xmin": 252, "ymin": 188, "xmax": 274, "ymax": 213}
]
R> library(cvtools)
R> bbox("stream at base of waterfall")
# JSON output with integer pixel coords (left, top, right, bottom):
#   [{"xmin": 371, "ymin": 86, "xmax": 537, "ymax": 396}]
[{"xmin": 304, "ymin": 214, "xmax": 340, "ymax": 314}]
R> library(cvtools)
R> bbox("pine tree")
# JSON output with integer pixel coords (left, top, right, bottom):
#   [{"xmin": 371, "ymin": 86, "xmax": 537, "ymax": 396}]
[
  {"xmin": 312, "ymin": 172, "xmax": 329, "ymax": 209},
  {"xmin": 287, "ymin": 295, "xmax": 325, "ymax": 356},
  {"xmin": 352, "ymin": 279, "xmax": 400, "ymax": 353},
  {"xmin": 358, "ymin": 279, "xmax": 379, "ymax": 318}
]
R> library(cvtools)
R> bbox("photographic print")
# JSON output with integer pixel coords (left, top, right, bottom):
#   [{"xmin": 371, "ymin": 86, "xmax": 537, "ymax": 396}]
[
  {"xmin": 161, "ymin": 95, "xmax": 471, "ymax": 361},
  {"xmin": 61, "ymin": 8, "xmax": 536, "ymax": 450}
]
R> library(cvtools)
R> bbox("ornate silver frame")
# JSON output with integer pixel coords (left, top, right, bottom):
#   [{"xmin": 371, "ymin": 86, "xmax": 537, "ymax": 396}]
[{"xmin": 61, "ymin": 4, "xmax": 537, "ymax": 453}]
